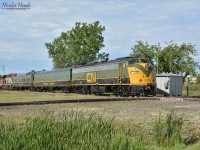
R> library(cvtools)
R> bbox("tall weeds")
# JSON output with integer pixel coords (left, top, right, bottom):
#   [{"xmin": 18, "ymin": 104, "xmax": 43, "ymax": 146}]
[
  {"xmin": 1, "ymin": 109, "xmax": 196, "ymax": 149},
  {"xmin": 0, "ymin": 111, "xmax": 141, "ymax": 150},
  {"xmin": 154, "ymin": 110, "xmax": 184, "ymax": 147}
]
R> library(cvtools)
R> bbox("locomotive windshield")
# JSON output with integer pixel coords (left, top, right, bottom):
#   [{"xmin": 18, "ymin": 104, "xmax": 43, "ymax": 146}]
[
  {"xmin": 128, "ymin": 59, "xmax": 148, "ymax": 65},
  {"xmin": 128, "ymin": 59, "xmax": 139, "ymax": 65},
  {"xmin": 140, "ymin": 59, "xmax": 148, "ymax": 63}
]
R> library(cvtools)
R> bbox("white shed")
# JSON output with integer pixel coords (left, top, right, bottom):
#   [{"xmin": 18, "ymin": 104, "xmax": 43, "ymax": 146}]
[{"xmin": 156, "ymin": 73, "xmax": 183, "ymax": 96}]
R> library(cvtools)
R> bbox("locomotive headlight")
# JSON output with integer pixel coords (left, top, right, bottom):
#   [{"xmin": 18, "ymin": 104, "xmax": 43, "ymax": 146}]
[{"xmin": 131, "ymin": 71, "xmax": 139, "ymax": 74}]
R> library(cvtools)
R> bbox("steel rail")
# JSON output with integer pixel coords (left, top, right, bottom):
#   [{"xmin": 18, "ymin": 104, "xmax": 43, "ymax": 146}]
[
  {"xmin": 0, "ymin": 97, "xmax": 160, "ymax": 107},
  {"xmin": 0, "ymin": 96, "xmax": 200, "ymax": 107}
]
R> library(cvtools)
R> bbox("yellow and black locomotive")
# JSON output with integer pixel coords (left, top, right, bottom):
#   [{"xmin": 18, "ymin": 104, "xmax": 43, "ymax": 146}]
[
  {"xmin": 0, "ymin": 57, "xmax": 156, "ymax": 96},
  {"xmin": 71, "ymin": 57, "xmax": 156, "ymax": 96}
]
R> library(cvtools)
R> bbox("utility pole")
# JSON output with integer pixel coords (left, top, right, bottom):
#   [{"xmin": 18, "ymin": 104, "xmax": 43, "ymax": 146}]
[
  {"xmin": 157, "ymin": 43, "xmax": 160, "ymax": 74},
  {"xmin": 3, "ymin": 66, "xmax": 5, "ymax": 75},
  {"xmin": 0, "ymin": 65, "xmax": 5, "ymax": 75},
  {"xmin": 186, "ymin": 77, "xmax": 190, "ymax": 97}
]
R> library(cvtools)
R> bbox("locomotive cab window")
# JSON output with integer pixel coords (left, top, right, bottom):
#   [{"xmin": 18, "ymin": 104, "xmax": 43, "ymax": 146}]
[
  {"xmin": 128, "ymin": 59, "xmax": 139, "ymax": 65},
  {"xmin": 140, "ymin": 59, "xmax": 148, "ymax": 63}
]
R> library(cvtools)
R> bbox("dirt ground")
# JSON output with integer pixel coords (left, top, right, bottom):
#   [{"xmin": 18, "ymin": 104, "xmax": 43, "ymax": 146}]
[{"xmin": 1, "ymin": 97, "xmax": 200, "ymax": 128}]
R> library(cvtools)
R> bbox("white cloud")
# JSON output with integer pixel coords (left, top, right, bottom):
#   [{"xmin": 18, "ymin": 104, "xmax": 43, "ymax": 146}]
[
  {"xmin": 0, "ymin": 0, "xmax": 200, "ymax": 73},
  {"xmin": 0, "ymin": 42, "xmax": 26, "ymax": 59}
]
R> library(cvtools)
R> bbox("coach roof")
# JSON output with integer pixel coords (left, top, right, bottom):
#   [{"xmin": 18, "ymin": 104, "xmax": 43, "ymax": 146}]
[{"xmin": 35, "ymin": 67, "xmax": 72, "ymax": 75}]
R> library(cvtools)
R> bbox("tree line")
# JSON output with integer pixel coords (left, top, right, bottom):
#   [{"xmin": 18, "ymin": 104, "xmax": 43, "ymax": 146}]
[
  {"xmin": 45, "ymin": 21, "xmax": 200, "ymax": 81},
  {"xmin": 130, "ymin": 41, "xmax": 200, "ymax": 81}
]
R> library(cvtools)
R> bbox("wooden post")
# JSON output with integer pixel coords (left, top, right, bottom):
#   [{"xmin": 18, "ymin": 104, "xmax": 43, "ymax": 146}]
[{"xmin": 186, "ymin": 77, "xmax": 189, "ymax": 97}]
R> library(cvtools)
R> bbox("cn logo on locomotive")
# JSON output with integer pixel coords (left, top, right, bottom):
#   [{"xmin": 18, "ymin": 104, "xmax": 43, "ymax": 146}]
[{"xmin": 87, "ymin": 72, "xmax": 96, "ymax": 83}]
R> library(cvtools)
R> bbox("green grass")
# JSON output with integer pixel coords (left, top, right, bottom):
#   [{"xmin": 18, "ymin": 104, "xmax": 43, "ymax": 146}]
[
  {"xmin": 182, "ymin": 83, "xmax": 200, "ymax": 96},
  {"xmin": 154, "ymin": 110, "xmax": 184, "ymax": 147},
  {"xmin": 0, "ymin": 109, "xmax": 199, "ymax": 150},
  {"xmin": 0, "ymin": 90, "xmax": 100, "ymax": 103},
  {"xmin": 1, "ymin": 89, "xmax": 200, "ymax": 149},
  {"xmin": 0, "ymin": 110, "xmax": 142, "ymax": 150}
]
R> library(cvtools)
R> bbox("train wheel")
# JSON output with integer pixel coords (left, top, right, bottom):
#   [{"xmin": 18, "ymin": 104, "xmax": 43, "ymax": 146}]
[
  {"xmin": 63, "ymin": 88, "xmax": 69, "ymax": 93},
  {"xmin": 37, "ymin": 88, "xmax": 42, "ymax": 92},
  {"xmin": 152, "ymin": 86, "xmax": 156, "ymax": 96},
  {"xmin": 121, "ymin": 87, "xmax": 130, "ymax": 97},
  {"xmin": 87, "ymin": 86, "xmax": 91, "ymax": 95},
  {"xmin": 143, "ymin": 90, "xmax": 150, "ymax": 96},
  {"xmin": 113, "ymin": 87, "xmax": 119, "ymax": 97},
  {"xmin": 121, "ymin": 91, "xmax": 129, "ymax": 97},
  {"xmin": 81, "ymin": 87, "xmax": 89, "ymax": 94},
  {"xmin": 77, "ymin": 87, "xmax": 82, "ymax": 94}
]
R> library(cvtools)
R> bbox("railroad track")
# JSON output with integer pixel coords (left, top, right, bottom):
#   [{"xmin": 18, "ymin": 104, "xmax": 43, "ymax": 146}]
[
  {"xmin": 0, "ymin": 97, "xmax": 160, "ymax": 107},
  {"xmin": 0, "ymin": 96, "xmax": 200, "ymax": 107}
]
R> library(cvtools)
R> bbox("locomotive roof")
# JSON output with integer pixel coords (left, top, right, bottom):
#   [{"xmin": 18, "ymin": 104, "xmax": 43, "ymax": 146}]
[{"xmin": 75, "ymin": 57, "xmax": 144, "ymax": 68}]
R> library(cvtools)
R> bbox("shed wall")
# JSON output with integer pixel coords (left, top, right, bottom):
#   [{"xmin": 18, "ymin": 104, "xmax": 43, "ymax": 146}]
[{"xmin": 156, "ymin": 74, "xmax": 182, "ymax": 96}]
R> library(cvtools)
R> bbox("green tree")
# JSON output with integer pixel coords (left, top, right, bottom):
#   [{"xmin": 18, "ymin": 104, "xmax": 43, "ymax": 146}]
[
  {"xmin": 130, "ymin": 41, "xmax": 199, "ymax": 80},
  {"xmin": 196, "ymin": 74, "xmax": 200, "ymax": 84},
  {"xmin": 45, "ymin": 21, "xmax": 108, "ymax": 68},
  {"xmin": 158, "ymin": 42, "xmax": 199, "ymax": 80},
  {"xmin": 130, "ymin": 41, "xmax": 158, "ymax": 64},
  {"xmin": 96, "ymin": 52, "xmax": 109, "ymax": 62},
  {"xmin": 46, "ymin": 36, "xmax": 67, "ymax": 68}
]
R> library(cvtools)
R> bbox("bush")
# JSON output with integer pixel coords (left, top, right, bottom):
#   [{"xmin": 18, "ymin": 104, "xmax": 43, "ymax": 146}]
[{"xmin": 182, "ymin": 83, "xmax": 200, "ymax": 96}]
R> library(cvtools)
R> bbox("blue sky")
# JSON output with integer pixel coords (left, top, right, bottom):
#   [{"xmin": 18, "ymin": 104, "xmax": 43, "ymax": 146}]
[{"xmin": 0, "ymin": 0, "xmax": 200, "ymax": 74}]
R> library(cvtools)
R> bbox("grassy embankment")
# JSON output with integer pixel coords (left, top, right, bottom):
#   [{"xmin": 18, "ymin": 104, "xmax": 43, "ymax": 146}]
[{"xmin": 0, "ymin": 110, "xmax": 199, "ymax": 150}]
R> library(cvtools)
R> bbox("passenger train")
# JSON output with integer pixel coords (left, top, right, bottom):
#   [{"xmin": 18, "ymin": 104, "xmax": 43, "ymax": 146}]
[{"xmin": 0, "ymin": 57, "xmax": 156, "ymax": 96}]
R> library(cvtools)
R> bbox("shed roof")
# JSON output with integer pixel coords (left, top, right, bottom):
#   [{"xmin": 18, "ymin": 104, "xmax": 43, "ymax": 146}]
[{"xmin": 156, "ymin": 73, "xmax": 182, "ymax": 77}]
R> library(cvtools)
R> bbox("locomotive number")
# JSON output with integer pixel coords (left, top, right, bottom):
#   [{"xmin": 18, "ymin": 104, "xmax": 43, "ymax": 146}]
[{"xmin": 87, "ymin": 72, "xmax": 96, "ymax": 83}]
